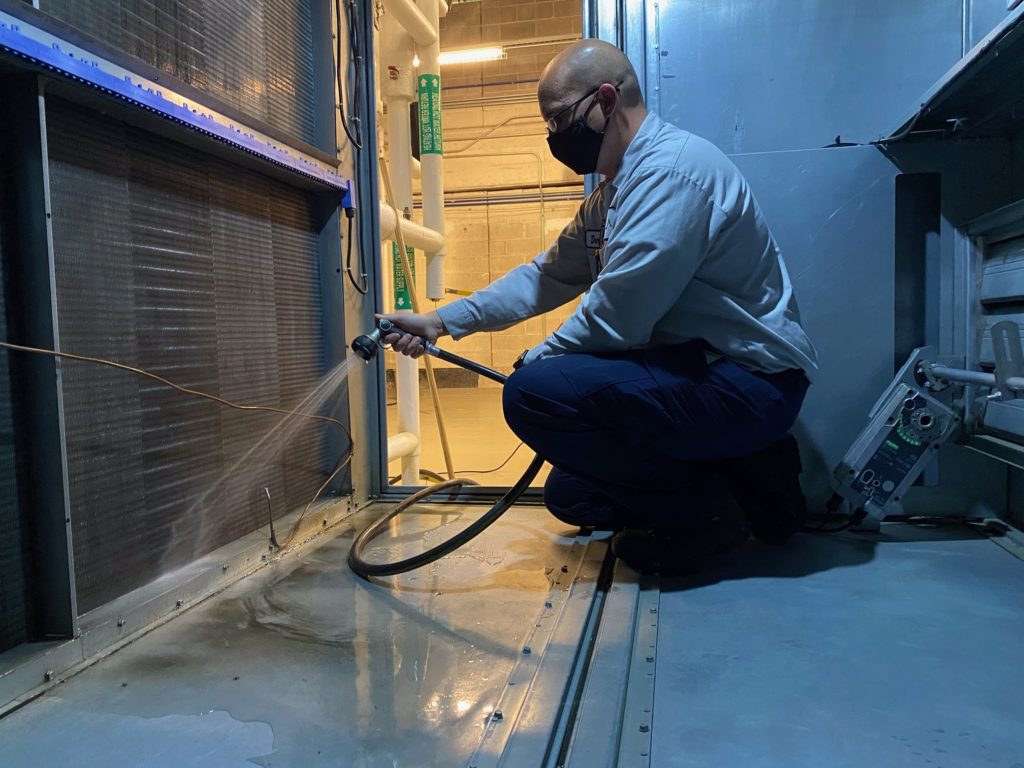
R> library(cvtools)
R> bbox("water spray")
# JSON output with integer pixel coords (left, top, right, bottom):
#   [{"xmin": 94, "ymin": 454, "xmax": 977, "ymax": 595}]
[
  {"xmin": 0, "ymin": 340, "xmax": 353, "ymax": 551},
  {"xmin": 347, "ymin": 318, "xmax": 543, "ymax": 579}
]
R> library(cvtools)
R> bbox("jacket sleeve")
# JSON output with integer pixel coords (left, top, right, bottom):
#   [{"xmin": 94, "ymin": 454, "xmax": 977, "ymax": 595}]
[
  {"xmin": 435, "ymin": 194, "xmax": 596, "ymax": 338},
  {"xmin": 521, "ymin": 168, "xmax": 726, "ymax": 364}
]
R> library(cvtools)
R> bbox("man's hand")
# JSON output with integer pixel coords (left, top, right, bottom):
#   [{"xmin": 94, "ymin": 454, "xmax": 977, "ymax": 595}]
[{"xmin": 377, "ymin": 311, "xmax": 448, "ymax": 359}]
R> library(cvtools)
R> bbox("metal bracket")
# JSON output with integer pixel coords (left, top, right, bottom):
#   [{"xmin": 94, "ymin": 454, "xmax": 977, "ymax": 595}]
[{"xmin": 991, "ymin": 321, "xmax": 1024, "ymax": 401}]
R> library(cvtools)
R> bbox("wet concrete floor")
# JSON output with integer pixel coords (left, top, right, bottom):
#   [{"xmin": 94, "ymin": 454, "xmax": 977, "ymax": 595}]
[{"xmin": 0, "ymin": 504, "xmax": 584, "ymax": 768}]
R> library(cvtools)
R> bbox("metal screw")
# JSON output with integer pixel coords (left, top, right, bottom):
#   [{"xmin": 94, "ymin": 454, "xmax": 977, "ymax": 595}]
[
  {"xmin": 560, "ymin": 565, "xmax": 569, "ymax": 573},
  {"xmin": 522, "ymin": 646, "xmax": 532, "ymax": 655},
  {"xmin": 175, "ymin": 600, "xmax": 183, "ymax": 608},
  {"xmin": 492, "ymin": 710, "xmax": 503, "ymax": 721},
  {"xmin": 222, "ymin": 565, "xmax": 229, "ymax": 572},
  {"xmin": 646, "ymin": 655, "xmax": 655, "ymax": 663},
  {"xmin": 117, "ymin": 618, "xmax": 126, "ymax": 627},
  {"xmin": 544, "ymin": 601, "xmax": 552, "ymax": 609},
  {"xmin": 639, "ymin": 724, "xmax": 650, "ymax": 733},
  {"xmin": 45, "ymin": 670, "xmax": 54, "ymax": 682},
  {"xmin": 649, "ymin": 607, "xmax": 658, "ymax": 614}
]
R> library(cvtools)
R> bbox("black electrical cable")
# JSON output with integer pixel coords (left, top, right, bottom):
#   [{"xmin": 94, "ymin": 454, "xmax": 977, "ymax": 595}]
[
  {"xmin": 388, "ymin": 442, "xmax": 527, "ymax": 485},
  {"xmin": 343, "ymin": 207, "xmax": 368, "ymax": 294},
  {"xmin": 388, "ymin": 468, "xmax": 464, "ymax": 485},
  {"xmin": 335, "ymin": 0, "xmax": 363, "ymax": 150},
  {"xmin": 806, "ymin": 518, "xmax": 855, "ymax": 534},
  {"xmin": 803, "ymin": 498, "xmax": 868, "ymax": 534}
]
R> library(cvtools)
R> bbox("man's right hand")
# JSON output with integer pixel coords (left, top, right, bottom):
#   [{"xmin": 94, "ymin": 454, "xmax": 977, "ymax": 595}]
[{"xmin": 376, "ymin": 311, "xmax": 448, "ymax": 358}]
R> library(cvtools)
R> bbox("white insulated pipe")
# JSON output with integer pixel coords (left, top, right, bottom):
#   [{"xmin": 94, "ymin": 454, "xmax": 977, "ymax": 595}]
[
  {"xmin": 416, "ymin": 0, "xmax": 446, "ymax": 300},
  {"xmin": 381, "ymin": 0, "xmax": 437, "ymax": 47},
  {"xmin": 387, "ymin": 432, "xmax": 420, "ymax": 462},
  {"xmin": 381, "ymin": 12, "xmax": 421, "ymax": 485},
  {"xmin": 378, "ymin": 202, "xmax": 441, "ymax": 251}
]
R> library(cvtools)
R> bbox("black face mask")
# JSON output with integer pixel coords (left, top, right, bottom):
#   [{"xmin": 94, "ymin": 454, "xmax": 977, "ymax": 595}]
[
  {"xmin": 545, "ymin": 82, "xmax": 621, "ymax": 175},
  {"xmin": 547, "ymin": 111, "xmax": 608, "ymax": 175}
]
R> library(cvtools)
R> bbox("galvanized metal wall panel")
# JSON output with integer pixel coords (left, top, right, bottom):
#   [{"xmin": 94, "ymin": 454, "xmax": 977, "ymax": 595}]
[
  {"xmin": 648, "ymin": 0, "xmax": 964, "ymax": 154},
  {"xmin": 978, "ymin": 231, "xmax": 1024, "ymax": 369},
  {"xmin": 625, "ymin": 0, "xmax": 1015, "ymax": 510},
  {"xmin": 982, "ymin": 236, "xmax": 1024, "ymax": 303},
  {"xmin": 730, "ymin": 147, "xmax": 897, "ymax": 503},
  {"xmin": 0, "ymin": 138, "xmax": 29, "ymax": 652},
  {"xmin": 979, "ymin": 313, "xmax": 1024, "ymax": 365},
  {"xmin": 1015, "ymin": 130, "xmax": 1024, "ymax": 200},
  {"xmin": 38, "ymin": 0, "xmax": 318, "ymax": 146},
  {"xmin": 45, "ymin": 98, "xmax": 331, "ymax": 613},
  {"xmin": 971, "ymin": 0, "xmax": 1017, "ymax": 48}
]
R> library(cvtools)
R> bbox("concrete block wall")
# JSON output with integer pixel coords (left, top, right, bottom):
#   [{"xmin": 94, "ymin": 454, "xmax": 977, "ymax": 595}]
[
  {"xmin": 441, "ymin": 0, "xmax": 582, "ymax": 97},
  {"xmin": 437, "ymin": 199, "xmax": 582, "ymax": 376}
]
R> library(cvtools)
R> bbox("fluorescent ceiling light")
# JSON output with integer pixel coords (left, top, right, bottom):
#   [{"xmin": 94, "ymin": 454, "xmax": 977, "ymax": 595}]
[{"xmin": 438, "ymin": 46, "xmax": 505, "ymax": 65}]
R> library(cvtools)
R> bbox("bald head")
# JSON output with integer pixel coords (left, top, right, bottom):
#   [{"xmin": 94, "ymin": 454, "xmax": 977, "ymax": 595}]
[{"xmin": 538, "ymin": 39, "xmax": 644, "ymax": 116}]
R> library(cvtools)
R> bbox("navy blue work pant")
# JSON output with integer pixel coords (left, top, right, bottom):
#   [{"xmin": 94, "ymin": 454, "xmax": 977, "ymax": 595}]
[{"xmin": 502, "ymin": 343, "xmax": 809, "ymax": 531}]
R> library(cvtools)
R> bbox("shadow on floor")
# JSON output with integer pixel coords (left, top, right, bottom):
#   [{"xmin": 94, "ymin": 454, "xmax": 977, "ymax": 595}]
[{"xmin": 661, "ymin": 520, "xmax": 986, "ymax": 592}]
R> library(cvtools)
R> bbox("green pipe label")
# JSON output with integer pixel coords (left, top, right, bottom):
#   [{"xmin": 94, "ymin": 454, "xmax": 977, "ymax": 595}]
[
  {"xmin": 418, "ymin": 74, "xmax": 443, "ymax": 155},
  {"xmin": 392, "ymin": 242, "xmax": 416, "ymax": 310}
]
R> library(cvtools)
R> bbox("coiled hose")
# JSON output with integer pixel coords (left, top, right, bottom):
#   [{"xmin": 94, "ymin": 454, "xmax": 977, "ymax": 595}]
[{"xmin": 347, "ymin": 335, "xmax": 545, "ymax": 579}]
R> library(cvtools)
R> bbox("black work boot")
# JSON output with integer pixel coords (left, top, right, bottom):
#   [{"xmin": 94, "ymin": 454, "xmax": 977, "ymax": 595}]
[
  {"xmin": 610, "ymin": 491, "xmax": 748, "ymax": 576},
  {"xmin": 723, "ymin": 435, "xmax": 807, "ymax": 544}
]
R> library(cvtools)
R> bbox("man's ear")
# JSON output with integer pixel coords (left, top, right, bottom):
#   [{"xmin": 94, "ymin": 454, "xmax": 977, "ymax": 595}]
[{"xmin": 598, "ymin": 83, "xmax": 619, "ymax": 118}]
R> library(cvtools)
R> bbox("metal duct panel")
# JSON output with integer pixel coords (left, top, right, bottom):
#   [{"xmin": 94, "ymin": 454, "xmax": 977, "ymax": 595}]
[
  {"xmin": 38, "ymin": 0, "xmax": 318, "ymax": 146},
  {"xmin": 0, "ymin": 137, "xmax": 29, "ymax": 652},
  {"xmin": 980, "ymin": 235, "xmax": 1024, "ymax": 369},
  {"xmin": 46, "ymin": 98, "xmax": 329, "ymax": 613}
]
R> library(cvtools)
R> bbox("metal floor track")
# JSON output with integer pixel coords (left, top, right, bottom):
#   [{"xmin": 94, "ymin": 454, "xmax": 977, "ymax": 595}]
[{"xmin": 2, "ymin": 514, "xmax": 1024, "ymax": 768}]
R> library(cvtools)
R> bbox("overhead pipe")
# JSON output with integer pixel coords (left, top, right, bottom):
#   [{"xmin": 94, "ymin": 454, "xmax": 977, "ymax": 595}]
[
  {"xmin": 437, "ymin": 0, "xmax": 449, "ymax": 18},
  {"xmin": 416, "ymin": 0, "xmax": 447, "ymax": 300},
  {"xmin": 378, "ymin": 202, "xmax": 442, "ymax": 251},
  {"xmin": 388, "ymin": 432, "xmax": 419, "ymax": 462},
  {"xmin": 381, "ymin": 0, "xmax": 437, "ymax": 47}
]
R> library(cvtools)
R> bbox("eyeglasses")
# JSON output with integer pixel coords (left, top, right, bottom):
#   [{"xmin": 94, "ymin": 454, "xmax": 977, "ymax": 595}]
[{"xmin": 544, "ymin": 80, "xmax": 624, "ymax": 134}]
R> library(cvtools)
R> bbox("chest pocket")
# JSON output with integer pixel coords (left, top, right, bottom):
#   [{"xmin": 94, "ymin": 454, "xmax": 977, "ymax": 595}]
[
  {"xmin": 595, "ymin": 206, "xmax": 617, "ymax": 276},
  {"xmin": 583, "ymin": 188, "xmax": 616, "ymax": 280}
]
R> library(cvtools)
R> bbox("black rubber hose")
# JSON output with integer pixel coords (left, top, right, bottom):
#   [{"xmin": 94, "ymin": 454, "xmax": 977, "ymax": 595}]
[
  {"xmin": 348, "ymin": 453, "xmax": 545, "ymax": 578},
  {"xmin": 347, "ymin": 336, "xmax": 545, "ymax": 579},
  {"xmin": 428, "ymin": 345, "xmax": 509, "ymax": 385}
]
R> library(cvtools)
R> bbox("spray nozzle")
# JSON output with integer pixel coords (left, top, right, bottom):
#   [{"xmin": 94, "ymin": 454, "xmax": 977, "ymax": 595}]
[{"xmin": 350, "ymin": 319, "xmax": 399, "ymax": 362}]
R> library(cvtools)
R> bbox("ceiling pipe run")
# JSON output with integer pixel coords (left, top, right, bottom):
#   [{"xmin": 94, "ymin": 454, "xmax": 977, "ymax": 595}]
[
  {"xmin": 381, "ymin": 0, "xmax": 437, "ymax": 47},
  {"xmin": 378, "ymin": 199, "xmax": 443, "ymax": 252}
]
